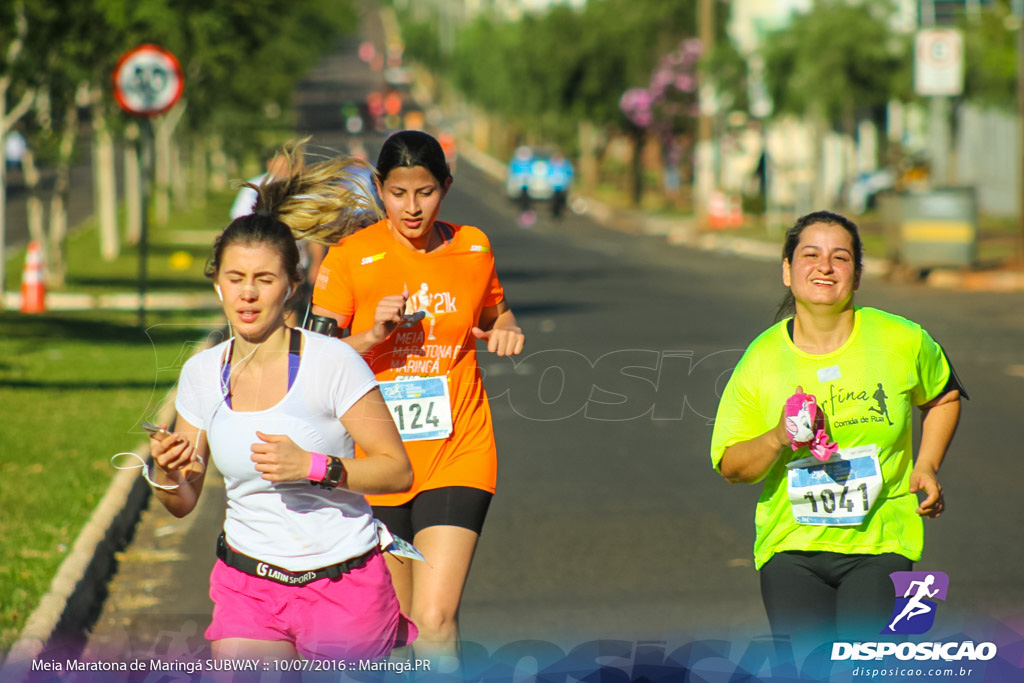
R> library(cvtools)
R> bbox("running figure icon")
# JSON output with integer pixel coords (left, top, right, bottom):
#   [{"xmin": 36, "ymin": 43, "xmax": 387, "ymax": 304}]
[
  {"xmin": 407, "ymin": 282, "xmax": 438, "ymax": 340},
  {"xmin": 888, "ymin": 574, "xmax": 939, "ymax": 631},
  {"xmin": 869, "ymin": 382, "xmax": 894, "ymax": 426}
]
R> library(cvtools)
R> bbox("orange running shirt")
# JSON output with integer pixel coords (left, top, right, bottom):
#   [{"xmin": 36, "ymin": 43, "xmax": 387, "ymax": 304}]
[{"xmin": 313, "ymin": 219, "xmax": 505, "ymax": 506}]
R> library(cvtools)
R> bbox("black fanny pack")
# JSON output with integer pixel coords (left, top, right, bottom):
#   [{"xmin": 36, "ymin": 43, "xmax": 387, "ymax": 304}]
[{"xmin": 216, "ymin": 532, "xmax": 373, "ymax": 586}]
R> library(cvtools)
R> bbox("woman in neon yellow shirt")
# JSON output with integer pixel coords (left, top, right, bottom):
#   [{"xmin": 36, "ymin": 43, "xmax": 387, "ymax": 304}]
[{"xmin": 710, "ymin": 210, "xmax": 963, "ymax": 650}]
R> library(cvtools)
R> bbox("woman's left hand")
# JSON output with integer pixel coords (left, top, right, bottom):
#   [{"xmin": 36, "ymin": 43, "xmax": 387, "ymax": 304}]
[
  {"xmin": 472, "ymin": 325, "xmax": 525, "ymax": 357},
  {"xmin": 910, "ymin": 464, "xmax": 944, "ymax": 518},
  {"xmin": 250, "ymin": 431, "xmax": 310, "ymax": 482}
]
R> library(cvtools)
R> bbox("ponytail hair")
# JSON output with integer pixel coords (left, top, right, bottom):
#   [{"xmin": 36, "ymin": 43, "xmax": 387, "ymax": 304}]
[
  {"xmin": 207, "ymin": 138, "xmax": 382, "ymax": 283},
  {"xmin": 248, "ymin": 137, "xmax": 383, "ymax": 245}
]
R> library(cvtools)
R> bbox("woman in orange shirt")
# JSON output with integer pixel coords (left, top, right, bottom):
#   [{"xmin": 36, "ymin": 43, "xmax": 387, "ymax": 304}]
[{"xmin": 309, "ymin": 130, "xmax": 525, "ymax": 662}]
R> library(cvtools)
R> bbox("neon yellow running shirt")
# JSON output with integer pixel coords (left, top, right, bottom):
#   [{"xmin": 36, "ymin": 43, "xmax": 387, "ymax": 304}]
[{"xmin": 710, "ymin": 307, "xmax": 951, "ymax": 569}]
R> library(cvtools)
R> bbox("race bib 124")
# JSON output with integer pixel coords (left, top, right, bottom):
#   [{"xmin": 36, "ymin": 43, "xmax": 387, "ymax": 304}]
[{"xmin": 379, "ymin": 376, "xmax": 453, "ymax": 442}]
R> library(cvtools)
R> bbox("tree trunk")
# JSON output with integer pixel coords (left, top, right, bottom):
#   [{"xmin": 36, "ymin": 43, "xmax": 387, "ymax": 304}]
[
  {"xmin": 47, "ymin": 192, "xmax": 69, "ymax": 289},
  {"xmin": 471, "ymin": 106, "xmax": 489, "ymax": 156},
  {"xmin": 154, "ymin": 100, "xmax": 186, "ymax": 225},
  {"xmin": 577, "ymin": 120, "xmax": 599, "ymax": 197},
  {"xmin": 190, "ymin": 135, "xmax": 208, "ymax": 209},
  {"xmin": 809, "ymin": 112, "xmax": 828, "ymax": 212},
  {"xmin": 839, "ymin": 100, "xmax": 858, "ymax": 211},
  {"xmin": 124, "ymin": 122, "xmax": 142, "ymax": 245},
  {"xmin": 208, "ymin": 134, "xmax": 229, "ymax": 192},
  {"xmin": 630, "ymin": 126, "xmax": 645, "ymax": 207},
  {"xmin": 91, "ymin": 84, "xmax": 119, "ymax": 261},
  {"xmin": 22, "ymin": 147, "xmax": 46, "ymax": 248},
  {"xmin": 154, "ymin": 127, "xmax": 170, "ymax": 226},
  {"xmin": 0, "ymin": 88, "xmax": 37, "ymax": 296},
  {"xmin": 172, "ymin": 137, "xmax": 187, "ymax": 211},
  {"xmin": 46, "ymin": 97, "xmax": 79, "ymax": 289},
  {"xmin": 0, "ymin": 116, "xmax": 8, "ymax": 300},
  {"xmin": 0, "ymin": 0, "xmax": 32, "ymax": 306}
]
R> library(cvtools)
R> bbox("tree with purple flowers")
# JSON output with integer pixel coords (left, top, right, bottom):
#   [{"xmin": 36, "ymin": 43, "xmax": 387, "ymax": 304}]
[{"xmin": 619, "ymin": 38, "xmax": 703, "ymax": 206}]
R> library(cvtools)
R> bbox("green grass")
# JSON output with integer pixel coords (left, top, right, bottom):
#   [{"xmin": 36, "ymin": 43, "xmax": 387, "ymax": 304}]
[
  {"xmin": 0, "ymin": 192, "xmax": 234, "ymax": 654},
  {"xmin": 5, "ymin": 191, "xmax": 237, "ymax": 296}
]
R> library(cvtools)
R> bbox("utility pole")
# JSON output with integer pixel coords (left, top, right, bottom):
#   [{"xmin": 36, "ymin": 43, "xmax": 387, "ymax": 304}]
[
  {"xmin": 695, "ymin": 0, "xmax": 715, "ymax": 229},
  {"xmin": 920, "ymin": 0, "xmax": 953, "ymax": 186},
  {"xmin": 1016, "ymin": 0, "xmax": 1024, "ymax": 263}
]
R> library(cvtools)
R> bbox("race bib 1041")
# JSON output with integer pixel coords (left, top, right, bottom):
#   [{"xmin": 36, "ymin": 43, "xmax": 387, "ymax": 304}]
[
  {"xmin": 379, "ymin": 376, "xmax": 453, "ymax": 442},
  {"xmin": 786, "ymin": 445, "xmax": 882, "ymax": 526}
]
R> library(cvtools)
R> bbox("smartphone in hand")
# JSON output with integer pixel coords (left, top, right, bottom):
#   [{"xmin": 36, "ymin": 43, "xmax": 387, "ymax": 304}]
[
  {"xmin": 141, "ymin": 421, "xmax": 172, "ymax": 440},
  {"xmin": 400, "ymin": 310, "xmax": 426, "ymax": 328}
]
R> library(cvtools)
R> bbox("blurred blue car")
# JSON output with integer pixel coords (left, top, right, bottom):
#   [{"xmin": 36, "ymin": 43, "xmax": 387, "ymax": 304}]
[{"xmin": 506, "ymin": 146, "xmax": 554, "ymax": 201}]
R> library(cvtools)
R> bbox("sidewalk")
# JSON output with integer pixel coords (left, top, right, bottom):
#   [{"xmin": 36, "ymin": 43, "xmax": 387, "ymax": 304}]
[{"xmin": 1, "ymin": 291, "xmax": 221, "ymax": 311}]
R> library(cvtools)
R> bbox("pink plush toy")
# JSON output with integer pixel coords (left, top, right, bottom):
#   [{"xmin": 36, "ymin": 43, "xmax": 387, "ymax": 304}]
[{"xmin": 784, "ymin": 392, "xmax": 838, "ymax": 462}]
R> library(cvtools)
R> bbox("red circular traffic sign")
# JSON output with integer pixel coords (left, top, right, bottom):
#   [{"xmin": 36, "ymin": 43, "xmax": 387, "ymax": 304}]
[{"xmin": 113, "ymin": 44, "xmax": 184, "ymax": 117}]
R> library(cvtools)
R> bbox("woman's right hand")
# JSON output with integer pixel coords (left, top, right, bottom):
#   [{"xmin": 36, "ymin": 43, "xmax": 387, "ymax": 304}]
[
  {"xmin": 150, "ymin": 429, "xmax": 195, "ymax": 476},
  {"xmin": 148, "ymin": 414, "xmax": 207, "ymax": 518},
  {"xmin": 718, "ymin": 387, "xmax": 799, "ymax": 484},
  {"xmin": 370, "ymin": 288, "xmax": 410, "ymax": 344}
]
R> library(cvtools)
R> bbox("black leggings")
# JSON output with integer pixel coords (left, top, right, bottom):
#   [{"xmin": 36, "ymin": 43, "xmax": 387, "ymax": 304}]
[
  {"xmin": 760, "ymin": 551, "xmax": 912, "ymax": 646},
  {"xmin": 372, "ymin": 486, "xmax": 493, "ymax": 542}
]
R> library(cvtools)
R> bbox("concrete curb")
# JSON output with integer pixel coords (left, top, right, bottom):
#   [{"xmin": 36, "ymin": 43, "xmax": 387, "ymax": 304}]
[
  {"xmin": 0, "ymin": 332, "xmax": 218, "ymax": 681},
  {"xmin": 2, "ymin": 291, "xmax": 221, "ymax": 312},
  {"xmin": 0, "ymin": 464, "xmax": 153, "ymax": 681},
  {"xmin": 925, "ymin": 267, "xmax": 1024, "ymax": 291}
]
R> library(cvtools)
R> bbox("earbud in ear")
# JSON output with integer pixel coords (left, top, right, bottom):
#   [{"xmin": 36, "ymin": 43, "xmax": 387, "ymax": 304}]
[
  {"xmin": 286, "ymin": 286, "xmax": 294, "ymax": 299},
  {"xmin": 215, "ymin": 285, "xmax": 224, "ymax": 301}
]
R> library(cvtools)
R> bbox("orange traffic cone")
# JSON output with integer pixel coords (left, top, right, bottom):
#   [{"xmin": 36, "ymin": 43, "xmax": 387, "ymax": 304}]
[
  {"xmin": 708, "ymin": 191, "xmax": 729, "ymax": 229},
  {"xmin": 20, "ymin": 240, "xmax": 46, "ymax": 313}
]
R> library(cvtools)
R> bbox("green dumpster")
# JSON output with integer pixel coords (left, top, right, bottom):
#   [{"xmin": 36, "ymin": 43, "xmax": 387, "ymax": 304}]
[{"xmin": 896, "ymin": 188, "xmax": 977, "ymax": 269}]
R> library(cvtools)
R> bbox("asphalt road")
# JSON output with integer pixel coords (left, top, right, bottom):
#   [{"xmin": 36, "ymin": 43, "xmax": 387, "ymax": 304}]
[
  {"xmin": 72, "ymin": 7, "xmax": 1024, "ymax": 681},
  {"xmin": 2, "ymin": 162, "xmax": 95, "ymax": 279},
  {"xmin": 444, "ymin": 165, "xmax": 1024, "ymax": 647},
  {"xmin": 79, "ymin": 153, "xmax": 1024, "ymax": 677}
]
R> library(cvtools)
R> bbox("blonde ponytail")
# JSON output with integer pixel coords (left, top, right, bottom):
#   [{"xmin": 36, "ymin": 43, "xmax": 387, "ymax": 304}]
[{"xmin": 247, "ymin": 138, "xmax": 382, "ymax": 245}]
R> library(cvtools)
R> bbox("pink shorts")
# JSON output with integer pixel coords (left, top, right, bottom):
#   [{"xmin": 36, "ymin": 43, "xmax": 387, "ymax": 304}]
[{"xmin": 206, "ymin": 548, "xmax": 417, "ymax": 660}]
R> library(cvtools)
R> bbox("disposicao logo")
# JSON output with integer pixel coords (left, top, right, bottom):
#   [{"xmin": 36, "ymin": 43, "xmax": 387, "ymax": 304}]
[
  {"xmin": 884, "ymin": 571, "xmax": 949, "ymax": 635},
  {"xmin": 831, "ymin": 570, "xmax": 998, "ymax": 664}
]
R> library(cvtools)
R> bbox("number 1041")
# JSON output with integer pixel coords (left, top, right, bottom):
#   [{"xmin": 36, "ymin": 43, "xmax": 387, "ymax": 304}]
[{"xmin": 803, "ymin": 483, "xmax": 870, "ymax": 514}]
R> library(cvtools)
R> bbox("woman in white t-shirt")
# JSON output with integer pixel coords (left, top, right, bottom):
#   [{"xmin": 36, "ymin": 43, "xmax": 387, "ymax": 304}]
[{"xmin": 148, "ymin": 183, "xmax": 415, "ymax": 663}]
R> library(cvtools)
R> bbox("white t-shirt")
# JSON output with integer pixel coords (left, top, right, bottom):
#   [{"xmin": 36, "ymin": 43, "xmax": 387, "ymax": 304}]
[{"xmin": 175, "ymin": 328, "xmax": 379, "ymax": 571}]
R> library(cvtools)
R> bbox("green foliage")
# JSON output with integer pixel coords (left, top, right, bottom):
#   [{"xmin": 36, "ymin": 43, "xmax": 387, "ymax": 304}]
[
  {"xmin": 761, "ymin": 0, "xmax": 910, "ymax": 128},
  {"xmin": 759, "ymin": 0, "xmax": 1021, "ymax": 120},
  {"xmin": 0, "ymin": 189, "xmax": 232, "ymax": 653},
  {"xmin": 6, "ymin": 0, "xmax": 357, "ymax": 161},
  {"xmin": 703, "ymin": 39, "xmax": 749, "ymax": 115},
  {"xmin": 961, "ymin": 0, "xmax": 1018, "ymax": 110},
  {"xmin": 400, "ymin": 11, "xmax": 442, "ymax": 69},
  {"xmin": 402, "ymin": 0, "xmax": 706, "ymax": 148}
]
